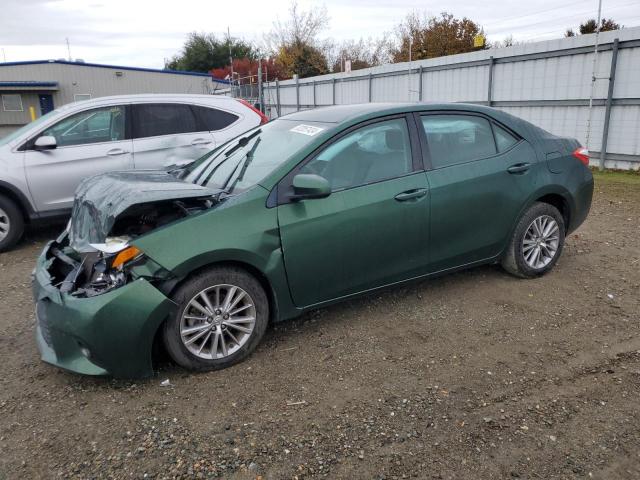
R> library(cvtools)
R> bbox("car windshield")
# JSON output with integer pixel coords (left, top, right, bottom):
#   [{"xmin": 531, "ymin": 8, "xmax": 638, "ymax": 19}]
[
  {"xmin": 0, "ymin": 108, "xmax": 61, "ymax": 147},
  {"xmin": 184, "ymin": 119, "xmax": 332, "ymax": 194}
]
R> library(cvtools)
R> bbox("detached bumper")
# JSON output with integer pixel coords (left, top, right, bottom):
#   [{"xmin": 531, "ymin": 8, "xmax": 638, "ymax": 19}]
[{"xmin": 32, "ymin": 242, "xmax": 176, "ymax": 379}]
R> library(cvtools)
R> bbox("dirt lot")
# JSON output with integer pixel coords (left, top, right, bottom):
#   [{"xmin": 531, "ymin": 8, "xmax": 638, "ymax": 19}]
[{"xmin": 0, "ymin": 171, "xmax": 639, "ymax": 480}]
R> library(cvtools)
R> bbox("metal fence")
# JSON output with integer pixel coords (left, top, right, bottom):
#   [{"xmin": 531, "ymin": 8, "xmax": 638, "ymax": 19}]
[{"xmin": 263, "ymin": 27, "xmax": 640, "ymax": 170}]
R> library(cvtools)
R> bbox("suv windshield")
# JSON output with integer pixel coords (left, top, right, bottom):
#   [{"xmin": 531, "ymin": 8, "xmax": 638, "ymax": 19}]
[{"xmin": 184, "ymin": 119, "xmax": 332, "ymax": 195}]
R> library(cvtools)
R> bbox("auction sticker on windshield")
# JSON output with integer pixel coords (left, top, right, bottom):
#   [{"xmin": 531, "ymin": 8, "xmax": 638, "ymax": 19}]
[{"xmin": 290, "ymin": 124, "xmax": 325, "ymax": 136}]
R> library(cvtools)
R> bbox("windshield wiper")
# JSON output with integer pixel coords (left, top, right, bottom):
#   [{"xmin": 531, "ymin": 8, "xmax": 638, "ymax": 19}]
[
  {"xmin": 222, "ymin": 129, "xmax": 261, "ymax": 159},
  {"xmin": 192, "ymin": 129, "xmax": 262, "ymax": 186},
  {"xmin": 218, "ymin": 136, "xmax": 262, "ymax": 196}
]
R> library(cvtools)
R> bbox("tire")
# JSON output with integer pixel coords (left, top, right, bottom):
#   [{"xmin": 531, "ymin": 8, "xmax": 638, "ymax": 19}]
[
  {"xmin": 0, "ymin": 194, "xmax": 24, "ymax": 253},
  {"xmin": 163, "ymin": 266, "xmax": 269, "ymax": 372},
  {"xmin": 501, "ymin": 202, "xmax": 565, "ymax": 278}
]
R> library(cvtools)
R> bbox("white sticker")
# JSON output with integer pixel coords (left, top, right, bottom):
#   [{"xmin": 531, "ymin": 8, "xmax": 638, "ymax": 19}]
[{"xmin": 290, "ymin": 124, "xmax": 324, "ymax": 136}]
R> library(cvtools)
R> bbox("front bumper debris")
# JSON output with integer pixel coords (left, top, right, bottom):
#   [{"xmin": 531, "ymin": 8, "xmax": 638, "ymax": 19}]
[{"xmin": 32, "ymin": 241, "xmax": 176, "ymax": 378}]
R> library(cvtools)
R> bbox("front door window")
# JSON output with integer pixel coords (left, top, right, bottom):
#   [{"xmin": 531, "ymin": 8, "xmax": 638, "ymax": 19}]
[{"xmin": 39, "ymin": 106, "xmax": 126, "ymax": 147}]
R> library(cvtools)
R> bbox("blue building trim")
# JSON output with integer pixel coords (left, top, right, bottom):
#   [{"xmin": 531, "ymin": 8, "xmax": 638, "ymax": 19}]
[
  {"xmin": 0, "ymin": 60, "xmax": 229, "ymax": 84},
  {"xmin": 0, "ymin": 81, "xmax": 59, "ymax": 88}
]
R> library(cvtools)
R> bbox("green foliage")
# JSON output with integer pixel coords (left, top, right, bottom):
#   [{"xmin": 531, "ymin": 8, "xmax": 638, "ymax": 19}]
[
  {"xmin": 266, "ymin": 2, "xmax": 330, "ymax": 78},
  {"xmin": 392, "ymin": 12, "xmax": 486, "ymax": 62},
  {"xmin": 580, "ymin": 18, "xmax": 620, "ymax": 34},
  {"xmin": 565, "ymin": 18, "xmax": 621, "ymax": 37},
  {"xmin": 165, "ymin": 32, "xmax": 257, "ymax": 73},
  {"xmin": 278, "ymin": 42, "xmax": 329, "ymax": 78}
]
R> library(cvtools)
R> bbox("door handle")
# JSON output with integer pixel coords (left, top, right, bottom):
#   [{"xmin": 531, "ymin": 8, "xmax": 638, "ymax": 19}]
[
  {"xmin": 394, "ymin": 188, "xmax": 428, "ymax": 202},
  {"xmin": 507, "ymin": 163, "xmax": 530, "ymax": 174},
  {"xmin": 106, "ymin": 148, "xmax": 129, "ymax": 156},
  {"xmin": 191, "ymin": 138, "xmax": 212, "ymax": 146}
]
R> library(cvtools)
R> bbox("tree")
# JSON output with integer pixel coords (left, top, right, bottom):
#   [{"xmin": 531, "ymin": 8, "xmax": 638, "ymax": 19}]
[
  {"xmin": 210, "ymin": 57, "xmax": 287, "ymax": 83},
  {"xmin": 391, "ymin": 12, "xmax": 486, "ymax": 63},
  {"xmin": 493, "ymin": 35, "xmax": 528, "ymax": 48},
  {"xmin": 265, "ymin": 1, "xmax": 330, "ymax": 78},
  {"xmin": 328, "ymin": 38, "xmax": 393, "ymax": 72},
  {"xmin": 277, "ymin": 43, "xmax": 329, "ymax": 78},
  {"xmin": 565, "ymin": 18, "xmax": 621, "ymax": 37},
  {"xmin": 165, "ymin": 32, "xmax": 256, "ymax": 73},
  {"xmin": 265, "ymin": 1, "xmax": 329, "ymax": 52}
]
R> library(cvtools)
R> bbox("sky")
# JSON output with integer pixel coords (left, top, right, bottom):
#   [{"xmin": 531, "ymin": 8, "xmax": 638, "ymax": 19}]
[{"xmin": 1, "ymin": 0, "xmax": 639, "ymax": 69}]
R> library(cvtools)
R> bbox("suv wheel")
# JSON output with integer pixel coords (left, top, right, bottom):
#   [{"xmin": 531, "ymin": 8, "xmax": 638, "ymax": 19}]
[
  {"xmin": 501, "ymin": 202, "xmax": 565, "ymax": 278},
  {"xmin": 163, "ymin": 266, "xmax": 269, "ymax": 372},
  {"xmin": 0, "ymin": 195, "xmax": 24, "ymax": 252}
]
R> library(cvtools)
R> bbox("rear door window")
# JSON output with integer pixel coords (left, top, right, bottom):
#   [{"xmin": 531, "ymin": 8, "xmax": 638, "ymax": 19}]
[
  {"xmin": 421, "ymin": 114, "xmax": 497, "ymax": 168},
  {"xmin": 133, "ymin": 103, "xmax": 199, "ymax": 138},
  {"xmin": 194, "ymin": 106, "xmax": 239, "ymax": 131}
]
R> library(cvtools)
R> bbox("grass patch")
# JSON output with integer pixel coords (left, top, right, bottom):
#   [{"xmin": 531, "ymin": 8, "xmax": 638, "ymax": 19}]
[{"xmin": 592, "ymin": 168, "xmax": 640, "ymax": 185}]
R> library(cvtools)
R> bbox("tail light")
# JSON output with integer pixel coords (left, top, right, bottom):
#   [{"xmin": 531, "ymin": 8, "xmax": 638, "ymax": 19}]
[
  {"xmin": 572, "ymin": 147, "xmax": 590, "ymax": 166},
  {"xmin": 237, "ymin": 99, "xmax": 269, "ymax": 124}
]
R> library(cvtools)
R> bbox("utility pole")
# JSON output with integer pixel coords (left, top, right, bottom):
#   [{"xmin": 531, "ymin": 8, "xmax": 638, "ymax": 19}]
[
  {"xmin": 66, "ymin": 37, "xmax": 72, "ymax": 61},
  {"xmin": 585, "ymin": 0, "xmax": 603, "ymax": 158},
  {"xmin": 227, "ymin": 27, "xmax": 234, "ymax": 97},
  {"xmin": 408, "ymin": 36, "xmax": 413, "ymax": 101},
  {"xmin": 258, "ymin": 59, "xmax": 263, "ymax": 113},
  {"xmin": 1, "ymin": 48, "xmax": 6, "ymax": 63}
]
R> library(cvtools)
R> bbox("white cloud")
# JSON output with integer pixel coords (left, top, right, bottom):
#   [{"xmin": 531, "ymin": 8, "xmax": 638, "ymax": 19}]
[{"xmin": 0, "ymin": 0, "xmax": 638, "ymax": 68}]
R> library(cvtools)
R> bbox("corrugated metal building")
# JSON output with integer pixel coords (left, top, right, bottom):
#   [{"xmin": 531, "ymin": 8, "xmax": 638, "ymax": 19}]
[
  {"xmin": 264, "ymin": 27, "xmax": 640, "ymax": 170},
  {"xmin": 0, "ymin": 60, "xmax": 228, "ymax": 137}
]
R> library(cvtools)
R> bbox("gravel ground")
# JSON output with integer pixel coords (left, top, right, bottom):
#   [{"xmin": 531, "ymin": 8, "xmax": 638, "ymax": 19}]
[{"xmin": 0, "ymin": 171, "xmax": 639, "ymax": 480}]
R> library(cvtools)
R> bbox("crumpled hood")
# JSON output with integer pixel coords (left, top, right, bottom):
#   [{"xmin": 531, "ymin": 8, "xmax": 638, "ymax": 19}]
[{"xmin": 68, "ymin": 170, "xmax": 217, "ymax": 252}]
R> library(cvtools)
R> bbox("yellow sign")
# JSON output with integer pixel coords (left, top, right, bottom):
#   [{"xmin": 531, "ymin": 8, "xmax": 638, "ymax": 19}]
[{"xmin": 473, "ymin": 34, "xmax": 485, "ymax": 48}]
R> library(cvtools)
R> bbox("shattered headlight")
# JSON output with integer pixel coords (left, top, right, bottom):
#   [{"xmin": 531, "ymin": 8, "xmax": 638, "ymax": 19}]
[{"xmin": 81, "ymin": 238, "xmax": 171, "ymax": 296}]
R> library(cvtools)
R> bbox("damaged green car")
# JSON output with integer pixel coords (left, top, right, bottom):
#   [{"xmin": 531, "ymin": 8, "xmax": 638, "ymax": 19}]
[{"xmin": 32, "ymin": 103, "xmax": 593, "ymax": 378}]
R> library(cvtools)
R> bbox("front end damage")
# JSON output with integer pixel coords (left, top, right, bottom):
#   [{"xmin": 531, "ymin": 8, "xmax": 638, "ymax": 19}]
[
  {"xmin": 33, "ymin": 238, "xmax": 177, "ymax": 378},
  {"xmin": 32, "ymin": 170, "xmax": 219, "ymax": 378}
]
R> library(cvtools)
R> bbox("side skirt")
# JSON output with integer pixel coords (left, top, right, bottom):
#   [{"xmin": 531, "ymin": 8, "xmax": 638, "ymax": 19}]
[{"xmin": 298, "ymin": 254, "xmax": 503, "ymax": 313}]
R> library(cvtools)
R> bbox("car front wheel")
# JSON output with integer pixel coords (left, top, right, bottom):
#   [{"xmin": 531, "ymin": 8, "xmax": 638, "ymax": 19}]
[
  {"xmin": 501, "ymin": 202, "xmax": 565, "ymax": 278},
  {"xmin": 163, "ymin": 266, "xmax": 269, "ymax": 372}
]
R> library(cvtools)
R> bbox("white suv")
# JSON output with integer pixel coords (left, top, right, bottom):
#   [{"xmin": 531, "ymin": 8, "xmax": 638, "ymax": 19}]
[{"xmin": 0, "ymin": 94, "xmax": 267, "ymax": 251}]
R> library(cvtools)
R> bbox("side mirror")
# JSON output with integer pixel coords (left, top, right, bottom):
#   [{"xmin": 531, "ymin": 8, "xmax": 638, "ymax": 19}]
[
  {"xmin": 290, "ymin": 174, "xmax": 331, "ymax": 201},
  {"xmin": 34, "ymin": 135, "xmax": 57, "ymax": 151}
]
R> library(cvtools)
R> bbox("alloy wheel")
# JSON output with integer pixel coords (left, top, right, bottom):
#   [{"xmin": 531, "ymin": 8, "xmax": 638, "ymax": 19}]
[
  {"xmin": 522, "ymin": 215, "xmax": 560, "ymax": 269},
  {"xmin": 0, "ymin": 206, "xmax": 10, "ymax": 242},
  {"xmin": 180, "ymin": 284, "xmax": 256, "ymax": 360}
]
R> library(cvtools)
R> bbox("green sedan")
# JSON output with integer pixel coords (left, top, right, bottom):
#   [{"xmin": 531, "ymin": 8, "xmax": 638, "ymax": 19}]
[{"xmin": 32, "ymin": 103, "xmax": 594, "ymax": 378}]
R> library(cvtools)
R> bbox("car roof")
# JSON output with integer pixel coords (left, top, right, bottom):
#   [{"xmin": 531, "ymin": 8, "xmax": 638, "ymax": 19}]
[
  {"xmin": 280, "ymin": 102, "xmax": 511, "ymax": 124},
  {"xmin": 1, "ymin": 94, "xmax": 242, "ymax": 149},
  {"xmin": 75, "ymin": 93, "xmax": 236, "ymax": 105}
]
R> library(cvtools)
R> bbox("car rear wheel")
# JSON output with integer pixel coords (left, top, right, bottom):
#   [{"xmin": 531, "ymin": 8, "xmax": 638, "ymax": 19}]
[
  {"xmin": 163, "ymin": 266, "xmax": 269, "ymax": 372},
  {"xmin": 501, "ymin": 202, "xmax": 565, "ymax": 278},
  {"xmin": 0, "ymin": 195, "xmax": 24, "ymax": 253}
]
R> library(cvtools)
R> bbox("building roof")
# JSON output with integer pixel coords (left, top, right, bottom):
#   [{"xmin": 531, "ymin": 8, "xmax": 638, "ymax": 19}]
[{"xmin": 0, "ymin": 60, "xmax": 229, "ymax": 84}]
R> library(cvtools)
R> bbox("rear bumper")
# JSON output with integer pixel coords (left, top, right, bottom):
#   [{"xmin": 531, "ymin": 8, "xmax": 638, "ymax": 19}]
[
  {"xmin": 32, "ymin": 242, "xmax": 176, "ymax": 379},
  {"xmin": 568, "ymin": 174, "xmax": 594, "ymax": 234}
]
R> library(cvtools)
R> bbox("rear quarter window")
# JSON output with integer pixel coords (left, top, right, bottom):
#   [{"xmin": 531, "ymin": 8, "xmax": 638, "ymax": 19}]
[
  {"xmin": 493, "ymin": 123, "xmax": 519, "ymax": 152},
  {"xmin": 195, "ymin": 106, "xmax": 239, "ymax": 131}
]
